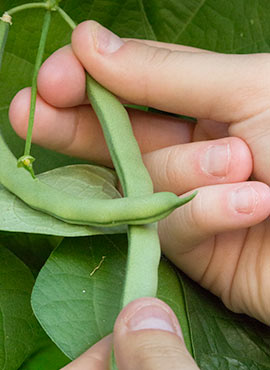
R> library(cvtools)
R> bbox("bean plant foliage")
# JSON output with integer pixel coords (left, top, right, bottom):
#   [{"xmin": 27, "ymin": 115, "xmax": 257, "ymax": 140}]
[{"xmin": 0, "ymin": 0, "xmax": 270, "ymax": 369}]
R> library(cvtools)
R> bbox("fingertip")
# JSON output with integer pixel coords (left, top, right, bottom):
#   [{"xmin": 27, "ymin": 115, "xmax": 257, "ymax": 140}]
[
  {"xmin": 61, "ymin": 334, "xmax": 113, "ymax": 369},
  {"xmin": 37, "ymin": 45, "xmax": 86, "ymax": 108},
  {"xmin": 113, "ymin": 297, "xmax": 199, "ymax": 370},
  {"xmin": 227, "ymin": 182, "xmax": 270, "ymax": 221},
  {"xmin": 9, "ymin": 87, "xmax": 78, "ymax": 152},
  {"xmin": 71, "ymin": 21, "xmax": 96, "ymax": 67},
  {"xmin": 114, "ymin": 297, "xmax": 183, "ymax": 339},
  {"xmin": 227, "ymin": 137, "xmax": 253, "ymax": 180},
  {"xmin": 9, "ymin": 87, "xmax": 31, "ymax": 139},
  {"xmin": 238, "ymin": 181, "xmax": 270, "ymax": 218}
]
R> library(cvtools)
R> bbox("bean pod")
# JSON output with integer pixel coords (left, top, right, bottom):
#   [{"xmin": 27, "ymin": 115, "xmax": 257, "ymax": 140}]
[{"xmin": 0, "ymin": 133, "xmax": 196, "ymax": 227}]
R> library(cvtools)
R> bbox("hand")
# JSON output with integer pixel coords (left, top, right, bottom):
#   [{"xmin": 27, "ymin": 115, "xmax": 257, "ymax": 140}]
[
  {"xmin": 9, "ymin": 21, "xmax": 270, "ymax": 324},
  {"xmin": 61, "ymin": 297, "xmax": 199, "ymax": 370}
]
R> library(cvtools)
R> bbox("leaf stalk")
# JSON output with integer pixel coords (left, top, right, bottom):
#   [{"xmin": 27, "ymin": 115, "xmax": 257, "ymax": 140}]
[{"xmin": 17, "ymin": 10, "xmax": 52, "ymax": 177}]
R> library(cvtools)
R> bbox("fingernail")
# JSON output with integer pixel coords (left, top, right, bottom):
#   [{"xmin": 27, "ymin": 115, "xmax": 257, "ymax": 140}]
[
  {"xmin": 90, "ymin": 21, "xmax": 124, "ymax": 54},
  {"xmin": 200, "ymin": 144, "xmax": 230, "ymax": 177},
  {"xmin": 230, "ymin": 185, "xmax": 258, "ymax": 214},
  {"xmin": 126, "ymin": 303, "xmax": 183, "ymax": 338}
]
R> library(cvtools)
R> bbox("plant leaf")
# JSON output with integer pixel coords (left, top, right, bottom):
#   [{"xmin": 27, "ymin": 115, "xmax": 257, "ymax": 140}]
[
  {"xmin": 0, "ymin": 246, "xmax": 43, "ymax": 370},
  {"xmin": 31, "ymin": 235, "xmax": 189, "ymax": 360},
  {"xmin": 0, "ymin": 164, "xmax": 125, "ymax": 236},
  {"xmin": 1, "ymin": 1, "xmax": 270, "ymax": 369},
  {"xmin": 178, "ymin": 271, "xmax": 270, "ymax": 369},
  {"xmin": 0, "ymin": 232, "xmax": 62, "ymax": 277},
  {"xmin": 19, "ymin": 339, "xmax": 70, "ymax": 370}
]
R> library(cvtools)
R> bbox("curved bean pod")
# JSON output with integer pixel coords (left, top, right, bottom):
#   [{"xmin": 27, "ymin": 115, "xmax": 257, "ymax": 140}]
[
  {"xmin": 86, "ymin": 74, "xmax": 161, "ymax": 306},
  {"xmin": 86, "ymin": 73, "xmax": 196, "ymax": 310},
  {"xmin": 87, "ymin": 74, "xmax": 153, "ymax": 197},
  {"xmin": 0, "ymin": 133, "xmax": 196, "ymax": 227}
]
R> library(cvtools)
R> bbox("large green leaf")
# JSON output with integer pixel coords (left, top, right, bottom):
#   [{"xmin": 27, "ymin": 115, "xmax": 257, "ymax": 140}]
[
  {"xmin": 31, "ymin": 234, "xmax": 270, "ymax": 368},
  {"xmin": 178, "ymin": 272, "xmax": 270, "ymax": 369},
  {"xmin": 135, "ymin": 0, "xmax": 270, "ymax": 53},
  {"xmin": 20, "ymin": 338, "xmax": 70, "ymax": 370},
  {"xmin": 0, "ymin": 246, "xmax": 43, "ymax": 370},
  {"xmin": 31, "ymin": 235, "xmax": 189, "ymax": 360},
  {"xmin": 0, "ymin": 164, "xmax": 124, "ymax": 236},
  {"xmin": 1, "ymin": 1, "xmax": 270, "ymax": 369},
  {"xmin": 0, "ymin": 232, "xmax": 61, "ymax": 277}
]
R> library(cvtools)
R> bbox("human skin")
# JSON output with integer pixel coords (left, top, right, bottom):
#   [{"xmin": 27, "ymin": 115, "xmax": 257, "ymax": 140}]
[
  {"xmin": 61, "ymin": 297, "xmax": 199, "ymax": 370},
  {"xmin": 8, "ymin": 20, "xmax": 270, "ymax": 369}
]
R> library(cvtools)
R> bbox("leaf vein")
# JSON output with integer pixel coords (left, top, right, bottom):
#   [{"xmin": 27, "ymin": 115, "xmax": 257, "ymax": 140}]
[
  {"xmin": 137, "ymin": 0, "xmax": 157, "ymax": 40},
  {"xmin": 173, "ymin": 0, "xmax": 206, "ymax": 43}
]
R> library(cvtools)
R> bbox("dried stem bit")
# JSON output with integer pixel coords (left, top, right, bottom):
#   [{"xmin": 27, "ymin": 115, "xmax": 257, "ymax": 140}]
[
  {"xmin": 17, "ymin": 155, "xmax": 36, "ymax": 179},
  {"xmin": 0, "ymin": 12, "xmax": 12, "ymax": 25}
]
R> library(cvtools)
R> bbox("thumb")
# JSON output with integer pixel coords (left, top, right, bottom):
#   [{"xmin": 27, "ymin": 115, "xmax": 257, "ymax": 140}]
[
  {"xmin": 113, "ymin": 297, "xmax": 199, "ymax": 370},
  {"xmin": 71, "ymin": 21, "xmax": 264, "ymax": 124}
]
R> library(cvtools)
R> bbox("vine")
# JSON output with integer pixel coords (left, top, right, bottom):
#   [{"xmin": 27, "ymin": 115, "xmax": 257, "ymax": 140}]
[{"xmin": 0, "ymin": 3, "xmax": 195, "ymax": 369}]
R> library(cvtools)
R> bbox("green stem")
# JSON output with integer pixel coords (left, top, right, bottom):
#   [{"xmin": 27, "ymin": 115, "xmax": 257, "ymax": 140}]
[
  {"xmin": 5, "ymin": 3, "xmax": 49, "ymax": 16},
  {"xmin": 56, "ymin": 6, "xmax": 76, "ymax": 30},
  {"xmin": 17, "ymin": 10, "xmax": 51, "ymax": 178},
  {"xmin": 0, "ymin": 15, "xmax": 10, "ymax": 71}
]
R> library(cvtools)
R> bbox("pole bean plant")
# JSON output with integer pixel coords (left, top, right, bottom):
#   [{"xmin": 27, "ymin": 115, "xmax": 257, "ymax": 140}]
[
  {"xmin": 0, "ymin": 1, "xmax": 270, "ymax": 369},
  {"xmin": 0, "ymin": 1, "xmax": 196, "ymax": 369}
]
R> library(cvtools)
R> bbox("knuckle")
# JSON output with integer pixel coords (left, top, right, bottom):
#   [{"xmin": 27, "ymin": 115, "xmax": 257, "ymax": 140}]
[
  {"xmin": 229, "ymin": 54, "xmax": 270, "ymax": 121},
  {"xmin": 132, "ymin": 336, "xmax": 187, "ymax": 367},
  {"xmin": 144, "ymin": 45, "xmax": 172, "ymax": 69},
  {"xmin": 182, "ymin": 189, "xmax": 207, "ymax": 232},
  {"xmin": 140, "ymin": 46, "xmax": 174, "ymax": 106},
  {"xmin": 163, "ymin": 147, "xmax": 182, "ymax": 191}
]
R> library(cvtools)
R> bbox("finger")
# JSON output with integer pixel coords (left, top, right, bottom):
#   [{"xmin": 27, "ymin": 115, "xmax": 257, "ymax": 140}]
[
  {"xmin": 9, "ymin": 90, "xmax": 251, "ymax": 193},
  {"xmin": 123, "ymin": 39, "xmax": 210, "ymax": 53},
  {"xmin": 37, "ymin": 45, "xmax": 87, "ymax": 108},
  {"xmin": 72, "ymin": 21, "xmax": 270, "ymax": 123},
  {"xmin": 114, "ymin": 297, "xmax": 199, "ymax": 370},
  {"xmin": 61, "ymin": 334, "xmax": 112, "ymax": 369},
  {"xmin": 9, "ymin": 88, "xmax": 193, "ymax": 166},
  {"xmin": 159, "ymin": 182, "xmax": 270, "ymax": 280},
  {"xmin": 193, "ymin": 119, "xmax": 229, "ymax": 141},
  {"xmin": 143, "ymin": 137, "xmax": 252, "ymax": 194},
  {"xmin": 9, "ymin": 89, "xmax": 251, "ymax": 193},
  {"xmin": 229, "ymin": 109, "xmax": 270, "ymax": 185},
  {"xmin": 36, "ymin": 41, "xmax": 206, "ymax": 109}
]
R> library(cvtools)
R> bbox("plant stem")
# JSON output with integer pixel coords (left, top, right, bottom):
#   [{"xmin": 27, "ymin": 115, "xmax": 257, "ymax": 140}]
[
  {"xmin": 6, "ymin": 3, "xmax": 49, "ymax": 16},
  {"xmin": 0, "ymin": 15, "xmax": 10, "ymax": 71},
  {"xmin": 56, "ymin": 6, "xmax": 76, "ymax": 30},
  {"xmin": 17, "ymin": 10, "xmax": 51, "ymax": 177},
  {"xmin": 24, "ymin": 10, "xmax": 51, "ymax": 156}
]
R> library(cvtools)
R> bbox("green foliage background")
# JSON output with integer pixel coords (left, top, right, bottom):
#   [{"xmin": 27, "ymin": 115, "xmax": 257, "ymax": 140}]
[{"xmin": 0, "ymin": 1, "xmax": 270, "ymax": 369}]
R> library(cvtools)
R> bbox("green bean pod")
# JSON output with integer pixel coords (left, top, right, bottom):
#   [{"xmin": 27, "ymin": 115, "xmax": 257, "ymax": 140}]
[
  {"xmin": 86, "ymin": 74, "xmax": 161, "ymax": 302},
  {"xmin": 86, "ymin": 74, "xmax": 195, "ymax": 310},
  {"xmin": 0, "ymin": 133, "xmax": 196, "ymax": 227},
  {"xmin": 86, "ymin": 74, "xmax": 153, "ymax": 197}
]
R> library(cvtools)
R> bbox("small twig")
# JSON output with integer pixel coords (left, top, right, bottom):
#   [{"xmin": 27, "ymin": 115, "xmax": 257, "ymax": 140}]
[{"xmin": 90, "ymin": 256, "xmax": 106, "ymax": 276}]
